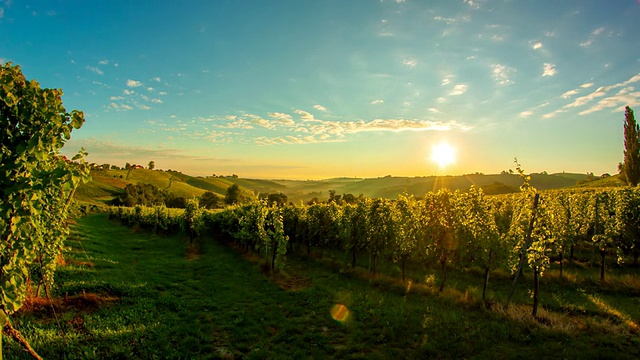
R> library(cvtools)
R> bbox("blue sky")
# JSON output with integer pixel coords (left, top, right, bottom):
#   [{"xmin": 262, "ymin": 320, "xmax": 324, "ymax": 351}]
[{"xmin": 2, "ymin": 0, "xmax": 639, "ymax": 179}]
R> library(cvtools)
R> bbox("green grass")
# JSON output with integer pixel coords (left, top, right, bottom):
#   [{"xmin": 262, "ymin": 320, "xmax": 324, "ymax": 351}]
[{"xmin": 5, "ymin": 214, "xmax": 640, "ymax": 359}]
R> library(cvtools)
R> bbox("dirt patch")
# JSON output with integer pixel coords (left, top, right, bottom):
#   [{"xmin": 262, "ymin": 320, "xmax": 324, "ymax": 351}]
[
  {"xmin": 60, "ymin": 257, "xmax": 95, "ymax": 268},
  {"xmin": 18, "ymin": 292, "xmax": 119, "ymax": 318},
  {"xmin": 185, "ymin": 243, "xmax": 201, "ymax": 261},
  {"xmin": 271, "ymin": 271, "xmax": 313, "ymax": 291}
]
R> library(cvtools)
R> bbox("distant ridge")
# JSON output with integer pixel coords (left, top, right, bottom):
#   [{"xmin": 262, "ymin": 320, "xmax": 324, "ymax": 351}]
[{"xmin": 75, "ymin": 168, "xmax": 625, "ymax": 205}]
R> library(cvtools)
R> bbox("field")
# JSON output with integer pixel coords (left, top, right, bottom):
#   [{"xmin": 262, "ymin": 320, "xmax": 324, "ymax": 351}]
[
  {"xmin": 75, "ymin": 168, "xmax": 620, "ymax": 206},
  {"xmin": 4, "ymin": 213, "xmax": 640, "ymax": 359}
]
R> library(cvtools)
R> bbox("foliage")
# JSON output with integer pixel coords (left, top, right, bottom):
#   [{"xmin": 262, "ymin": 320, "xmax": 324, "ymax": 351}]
[
  {"xmin": 199, "ymin": 191, "xmax": 220, "ymax": 209},
  {"xmin": 224, "ymin": 184, "xmax": 253, "ymax": 205},
  {"xmin": 623, "ymin": 106, "xmax": 640, "ymax": 186},
  {"xmin": 0, "ymin": 63, "xmax": 89, "ymax": 343}
]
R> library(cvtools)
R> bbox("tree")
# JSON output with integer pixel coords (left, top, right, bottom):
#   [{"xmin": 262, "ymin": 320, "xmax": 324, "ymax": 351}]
[
  {"xmin": 225, "ymin": 184, "xmax": 243, "ymax": 205},
  {"xmin": 200, "ymin": 191, "xmax": 220, "ymax": 209},
  {"xmin": 1, "ymin": 63, "xmax": 90, "ymax": 358},
  {"xmin": 148, "ymin": 160, "xmax": 155, "ymax": 170},
  {"xmin": 623, "ymin": 106, "xmax": 640, "ymax": 186},
  {"xmin": 267, "ymin": 193, "xmax": 288, "ymax": 206}
]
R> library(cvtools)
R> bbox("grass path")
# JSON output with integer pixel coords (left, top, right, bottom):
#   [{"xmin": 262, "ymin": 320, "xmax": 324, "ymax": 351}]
[{"xmin": 5, "ymin": 213, "xmax": 640, "ymax": 359}]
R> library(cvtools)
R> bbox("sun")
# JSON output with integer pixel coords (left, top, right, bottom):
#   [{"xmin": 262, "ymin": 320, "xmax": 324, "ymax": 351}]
[{"xmin": 431, "ymin": 142, "xmax": 456, "ymax": 168}]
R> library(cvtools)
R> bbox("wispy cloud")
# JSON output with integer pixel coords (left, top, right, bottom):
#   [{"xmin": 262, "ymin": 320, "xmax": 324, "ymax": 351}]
[
  {"xmin": 580, "ymin": 40, "xmax": 592, "ymax": 48},
  {"xmin": 561, "ymin": 89, "xmax": 579, "ymax": 99},
  {"xmin": 98, "ymin": 59, "xmax": 109, "ymax": 65},
  {"xmin": 402, "ymin": 58, "xmax": 417, "ymax": 68},
  {"xmin": 492, "ymin": 64, "xmax": 515, "ymax": 85},
  {"xmin": 175, "ymin": 110, "xmax": 470, "ymax": 146},
  {"xmin": 543, "ymin": 73, "xmax": 640, "ymax": 118},
  {"xmin": 519, "ymin": 111, "xmax": 534, "ymax": 117},
  {"xmin": 463, "ymin": 0, "xmax": 481, "ymax": 9},
  {"xmin": 313, "ymin": 104, "xmax": 327, "ymax": 111},
  {"xmin": 110, "ymin": 103, "xmax": 133, "ymax": 111},
  {"xmin": 542, "ymin": 63, "xmax": 557, "ymax": 77},
  {"xmin": 371, "ymin": 99, "xmax": 384, "ymax": 105},
  {"xmin": 592, "ymin": 26, "xmax": 605, "ymax": 36},
  {"xmin": 294, "ymin": 109, "xmax": 315, "ymax": 121},
  {"xmin": 127, "ymin": 79, "xmax": 142, "ymax": 87},
  {"xmin": 450, "ymin": 84, "xmax": 468, "ymax": 95},
  {"xmin": 578, "ymin": 86, "xmax": 640, "ymax": 115},
  {"xmin": 532, "ymin": 41, "xmax": 543, "ymax": 50},
  {"xmin": 86, "ymin": 66, "xmax": 103, "ymax": 75}
]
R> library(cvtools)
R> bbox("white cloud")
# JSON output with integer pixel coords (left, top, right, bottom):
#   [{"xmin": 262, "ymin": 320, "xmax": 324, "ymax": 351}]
[
  {"xmin": 109, "ymin": 96, "xmax": 124, "ymax": 100},
  {"xmin": 371, "ymin": 99, "xmax": 384, "ymax": 105},
  {"xmin": 402, "ymin": 59, "xmax": 417, "ymax": 68},
  {"xmin": 519, "ymin": 111, "xmax": 533, "ymax": 117},
  {"xmin": 561, "ymin": 89, "xmax": 579, "ymax": 99},
  {"xmin": 543, "ymin": 73, "xmax": 640, "ymax": 118},
  {"xmin": 152, "ymin": 77, "xmax": 161, "ymax": 82},
  {"xmin": 86, "ymin": 66, "xmax": 103, "ymax": 75},
  {"xmin": 450, "ymin": 84, "xmax": 468, "ymax": 95},
  {"xmin": 127, "ymin": 79, "xmax": 142, "ymax": 87},
  {"xmin": 98, "ymin": 59, "xmax": 109, "ymax": 65},
  {"xmin": 138, "ymin": 104, "xmax": 151, "ymax": 110},
  {"xmin": 123, "ymin": 89, "xmax": 134, "ymax": 95},
  {"xmin": 542, "ymin": 63, "xmax": 557, "ymax": 77},
  {"xmin": 428, "ymin": 108, "xmax": 441, "ymax": 113},
  {"xmin": 433, "ymin": 16, "xmax": 457, "ymax": 25},
  {"xmin": 150, "ymin": 98, "xmax": 163, "ymax": 104},
  {"xmin": 592, "ymin": 27, "xmax": 605, "ymax": 36},
  {"xmin": 313, "ymin": 104, "xmax": 327, "ymax": 111},
  {"xmin": 294, "ymin": 109, "xmax": 315, "ymax": 121},
  {"xmin": 492, "ymin": 64, "xmax": 515, "ymax": 85},
  {"xmin": 463, "ymin": 0, "xmax": 480, "ymax": 8},
  {"xmin": 532, "ymin": 41, "xmax": 543, "ymax": 50},
  {"xmin": 578, "ymin": 87, "xmax": 640, "ymax": 115},
  {"xmin": 269, "ymin": 112, "xmax": 295, "ymax": 125},
  {"xmin": 109, "ymin": 103, "xmax": 133, "ymax": 111},
  {"xmin": 441, "ymin": 76, "xmax": 452, "ymax": 86},
  {"xmin": 580, "ymin": 40, "xmax": 592, "ymax": 48}
]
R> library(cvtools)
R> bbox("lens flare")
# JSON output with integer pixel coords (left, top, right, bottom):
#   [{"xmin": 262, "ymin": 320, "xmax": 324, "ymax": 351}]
[{"xmin": 331, "ymin": 303, "xmax": 350, "ymax": 322}]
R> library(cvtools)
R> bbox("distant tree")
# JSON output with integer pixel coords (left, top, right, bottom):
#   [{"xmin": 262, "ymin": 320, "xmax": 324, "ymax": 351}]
[
  {"xmin": 165, "ymin": 195, "xmax": 187, "ymax": 209},
  {"xmin": 102, "ymin": 163, "xmax": 110, "ymax": 171},
  {"xmin": 200, "ymin": 191, "xmax": 220, "ymax": 209},
  {"xmin": 225, "ymin": 184, "xmax": 242, "ymax": 205},
  {"xmin": 232, "ymin": 174, "xmax": 239, "ymax": 179},
  {"xmin": 267, "ymin": 193, "xmax": 288, "ymax": 206},
  {"xmin": 114, "ymin": 183, "xmax": 166, "ymax": 207},
  {"xmin": 307, "ymin": 197, "xmax": 320, "ymax": 205},
  {"xmin": 111, "ymin": 164, "xmax": 120, "ymax": 170},
  {"xmin": 328, "ymin": 189, "xmax": 341, "ymax": 203},
  {"xmin": 342, "ymin": 193, "xmax": 356, "ymax": 204},
  {"xmin": 623, "ymin": 106, "xmax": 640, "ymax": 186},
  {"xmin": 125, "ymin": 162, "xmax": 131, "ymax": 170},
  {"xmin": 148, "ymin": 160, "xmax": 155, "ymax": 170}
]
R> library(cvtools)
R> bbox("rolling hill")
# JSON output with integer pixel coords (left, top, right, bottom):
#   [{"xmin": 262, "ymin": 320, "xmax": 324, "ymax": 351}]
[{"xmin": 75, "ymin": 168, "xmax": 624, "ymax": 205}]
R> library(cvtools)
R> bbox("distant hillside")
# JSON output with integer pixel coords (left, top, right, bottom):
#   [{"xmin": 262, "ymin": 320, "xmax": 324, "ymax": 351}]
[{"xmin": 76, "ymin": 169, "xmax": 623, "ymax": 205}]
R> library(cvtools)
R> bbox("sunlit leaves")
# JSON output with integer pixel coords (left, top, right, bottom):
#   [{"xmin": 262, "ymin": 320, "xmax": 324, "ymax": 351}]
[{"xmin": 0, "ymin": 63, "xmax": 89, "ymax": 321}]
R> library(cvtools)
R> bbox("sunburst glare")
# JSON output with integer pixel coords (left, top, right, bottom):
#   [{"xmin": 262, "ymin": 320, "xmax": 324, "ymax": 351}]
[{"xmin": 431, "ymin": 142, "xmax": 456, "ymax": 168}]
